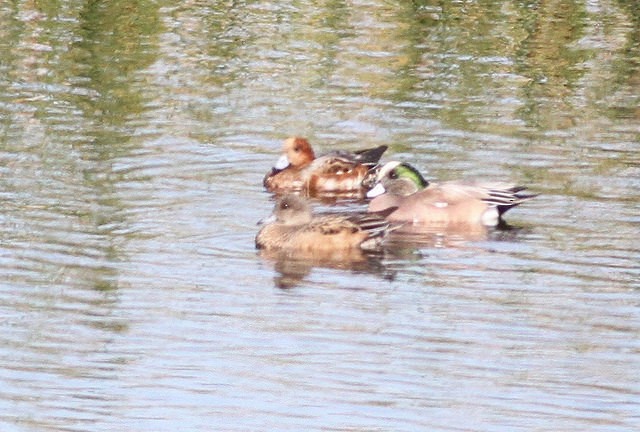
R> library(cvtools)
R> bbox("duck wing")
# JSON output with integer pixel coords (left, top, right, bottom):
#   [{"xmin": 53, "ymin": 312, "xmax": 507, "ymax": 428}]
[{"xmin": 322, "ymin": 145, "xmax": 388, "ymax": 166}]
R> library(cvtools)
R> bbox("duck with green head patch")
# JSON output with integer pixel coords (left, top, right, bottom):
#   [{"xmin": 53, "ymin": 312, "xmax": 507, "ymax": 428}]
[{"xmin": 365, "ymin": 161, "xmax": 537, "ymax": 226}]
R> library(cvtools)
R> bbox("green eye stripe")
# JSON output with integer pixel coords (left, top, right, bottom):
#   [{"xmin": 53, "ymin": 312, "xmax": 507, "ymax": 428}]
[{"xmin": 394, "ymin": 164, "xmax": 428, "ymax": 188}]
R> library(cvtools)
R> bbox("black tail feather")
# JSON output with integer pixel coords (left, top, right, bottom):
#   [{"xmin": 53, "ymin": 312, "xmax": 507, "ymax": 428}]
[
  {"xmin": 352, "ymin": 145, "xmax": 388, "ymax": 165},
  {"xmin": 483, "ymin": 187, "xmax": 538, "ymax": 216}
]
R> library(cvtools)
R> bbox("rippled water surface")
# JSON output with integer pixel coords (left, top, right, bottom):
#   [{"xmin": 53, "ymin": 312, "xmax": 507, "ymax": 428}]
[{"xmin": 1, "ymin": 1, "xmax": 639, "ymax": 431}]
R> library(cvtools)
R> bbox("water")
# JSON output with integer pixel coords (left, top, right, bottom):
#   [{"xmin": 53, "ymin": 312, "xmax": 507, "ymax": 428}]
[{"xmin": 1, "ymin": 1, "xmax": 639, "ymax": 431}]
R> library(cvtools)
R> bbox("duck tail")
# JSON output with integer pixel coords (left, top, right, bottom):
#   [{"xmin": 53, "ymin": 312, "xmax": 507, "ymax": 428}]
[
  {"xmin": 353, "ymin": 145, "xmax": 388, "ymax": 166},
  {"xmin": 485, "ymin": 186, "xmax": 538, "ymax": 216},
  {"xmin": 349, "ymin": 207, "xmax": 399, "ymax": 250}
]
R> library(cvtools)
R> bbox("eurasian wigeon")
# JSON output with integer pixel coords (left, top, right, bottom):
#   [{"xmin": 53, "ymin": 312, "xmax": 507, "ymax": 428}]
[
  {"xmin": 263, "ymin": 137, "xmax": 387, "ymax": 195},
  {"xmin": 256, "ymin": 194, "xmax": 397, "ymax": 251},
  {"xmin": 365, "ymin": 161, "xmax": 537, "ymax": 226}
]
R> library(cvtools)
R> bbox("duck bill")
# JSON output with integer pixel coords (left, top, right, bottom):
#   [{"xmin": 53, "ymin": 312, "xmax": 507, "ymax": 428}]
[
  {"xmin": 366, "ymin": 183, "xmax": 386, "ymax": 198},
  {"xmin": 274, "ymin": 154, "xmax": 290, "ymax": 170},
  {"xmin": 257, "ymin": 214, "xmax": 277, "ymax": 226}
]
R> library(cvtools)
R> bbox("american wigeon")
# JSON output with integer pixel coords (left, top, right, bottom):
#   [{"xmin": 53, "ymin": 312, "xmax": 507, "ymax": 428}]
[
  {"xmin": 263, "ymin": 137, "xmax": 387, "ymax": 195},
  {"xmin": 256, "ymin": 194, "xmax": 396, "ymax": 251},
  {"xmin": 365, "ymin": 161, "xmax": 537, "ymax": 226}
]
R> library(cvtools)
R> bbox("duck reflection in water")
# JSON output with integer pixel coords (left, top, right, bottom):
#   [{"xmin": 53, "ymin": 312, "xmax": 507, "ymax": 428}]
[
  {"xmin": 256, "ymin": 194, "xmax": 398, "ymax": 288},
  {"xmin": 387, "ymin": 223, "xmax": 490, "ymax": 250},
  {"xmin": 259, "ymin": 248, "xmax": 395, "ymax": 289}
]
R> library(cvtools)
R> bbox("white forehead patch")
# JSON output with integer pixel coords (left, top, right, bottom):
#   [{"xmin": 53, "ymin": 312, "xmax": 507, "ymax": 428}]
[{"xmin": 377, "ymin": 161, "xmax": 402, "ymax": 180}]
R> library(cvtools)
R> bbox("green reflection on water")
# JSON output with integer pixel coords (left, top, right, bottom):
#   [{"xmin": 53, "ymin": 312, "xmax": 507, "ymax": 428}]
[
  {"xmin": 0, "ymin": 0, "xmax": 162, "ymax": 301},
  {"xmin": 1, "ymin": 0, "xmax": 639, "ymax": 291},
  {"xmin": 67, "ymin": 0, "xmax": 160, "ymax": 132}
]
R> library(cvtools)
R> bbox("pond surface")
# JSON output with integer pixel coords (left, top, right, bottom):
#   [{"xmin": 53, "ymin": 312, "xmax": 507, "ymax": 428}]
[{"xmin": 1, "ymin": 1, "xmax": 639, "ymax": 431}]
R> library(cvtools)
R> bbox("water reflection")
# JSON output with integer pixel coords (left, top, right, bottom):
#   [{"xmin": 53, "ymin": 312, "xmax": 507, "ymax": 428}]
[
  {"xmin": 259, "ymin": 221, "xmax": 535, "ymax": 288},
  {"xmin": 259, "ymin": 248, "xmax": 395, "ymax": 289},
  {"xmin": 515, "ymin": 1, "xmax": 589, "ymax": 130},
  {"xmin": 388, "ymin": 223, "xmax": 490, "ymax": 248},
  {"xmin": 1, "ymin": 0, "xmax": 640, "ymax": 431}
]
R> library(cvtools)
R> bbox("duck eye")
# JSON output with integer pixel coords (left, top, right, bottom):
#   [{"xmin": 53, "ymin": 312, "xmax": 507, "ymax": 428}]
[
  {"xmin": 280, "ymin": 201, "xmax": 290, "ymax": 210},
  {"xmin": 293, "ymin": 146, "xmax": 300, "ymax": 152},
  {"xmin": 389, "ymin": 170, "xmax": 398, "ymax": 179}
]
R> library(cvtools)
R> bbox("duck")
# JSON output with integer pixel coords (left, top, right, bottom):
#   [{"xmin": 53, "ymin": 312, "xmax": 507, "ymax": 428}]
[
  {"xmin": 256, "ymin": 194, "xmax": 397, "ymax": 251},
  {"xmin": 365, "ymin": 161, "xmax": 537, "ymax": 226},
  {"xmin": 263, "ymin": 137, "xmax": 387, "ymax": 195}
]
